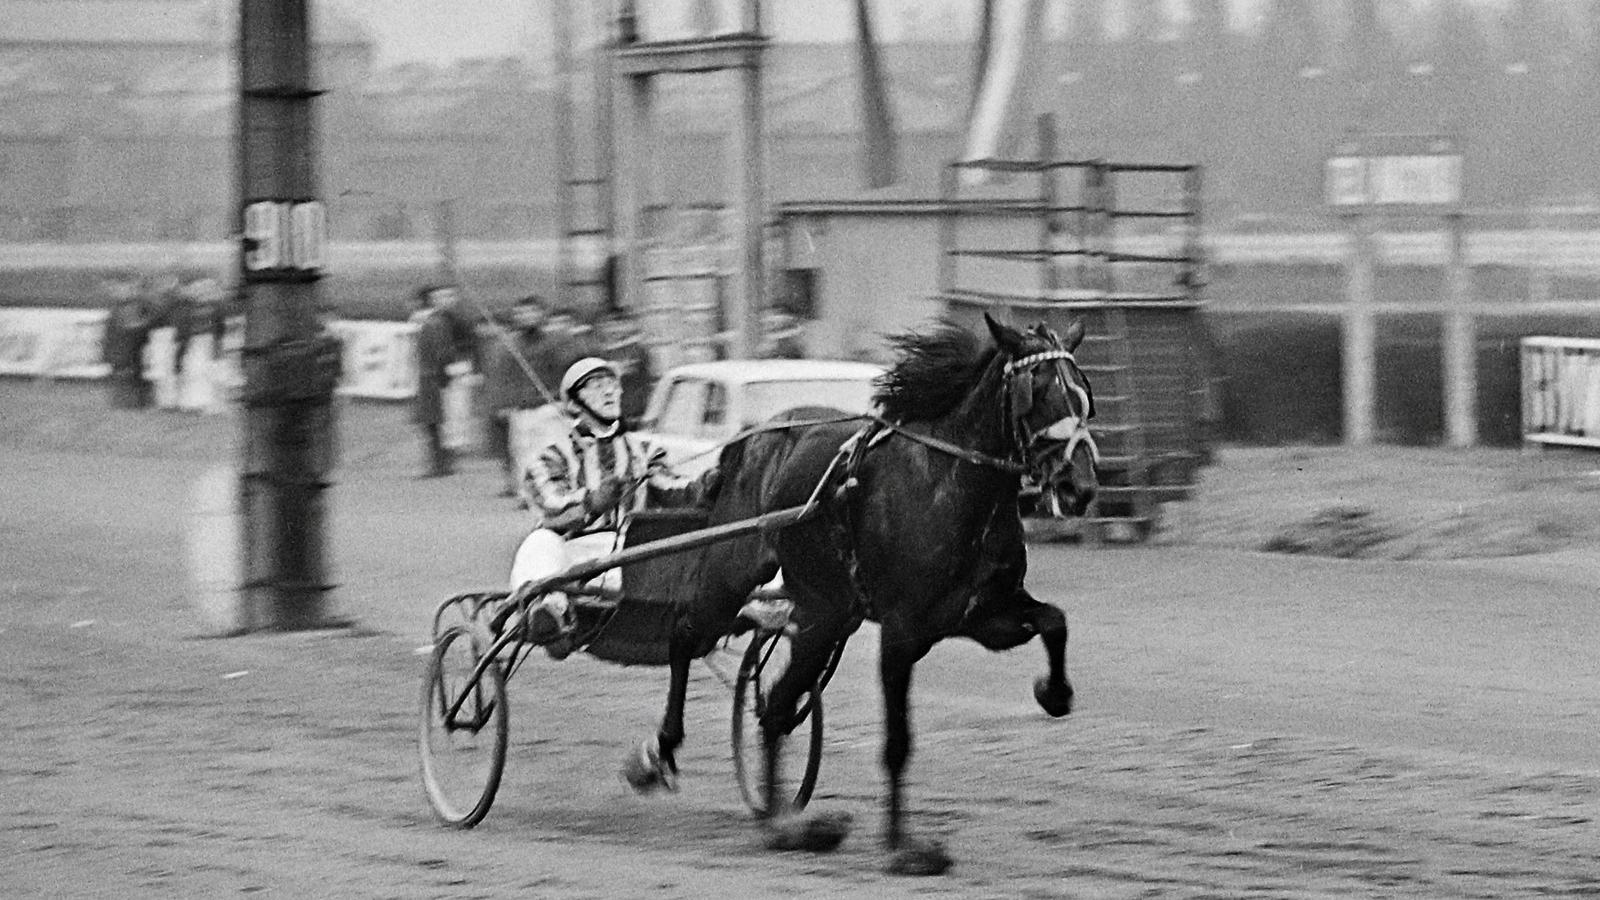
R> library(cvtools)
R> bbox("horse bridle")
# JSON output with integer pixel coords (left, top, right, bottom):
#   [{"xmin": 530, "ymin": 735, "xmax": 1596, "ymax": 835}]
[
  {"xmin": 869, "ymin": 340, "xmax": 1098, "ymax": 481},
  {"xmin": 1001, "ymin": 343, "xmax": 1099, "ymax": 480}
]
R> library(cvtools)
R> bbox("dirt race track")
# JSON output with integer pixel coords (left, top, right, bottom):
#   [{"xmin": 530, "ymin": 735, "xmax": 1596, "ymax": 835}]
[{"xmin": 3, "ymin": 383, "xmax": 1599, "ymax": 899}]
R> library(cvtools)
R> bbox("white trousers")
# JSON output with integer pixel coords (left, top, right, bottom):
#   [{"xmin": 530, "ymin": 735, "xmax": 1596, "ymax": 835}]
[
  {"xmin": 145, "ymin": 327, "xmax": 179, "ymax": 409},
  {"xmin": 177, "ymin": 336, "xmax": 220, "ymax": 414},
  {"xmin": 508, "ymin": 529, "xmax": 624, "ymax": 596}
]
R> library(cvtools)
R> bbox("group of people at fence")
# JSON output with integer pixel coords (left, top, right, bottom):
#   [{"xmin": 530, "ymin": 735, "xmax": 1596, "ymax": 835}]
[
  {"xmin": 97, "ymin": 269, "xmax": 810, "ymax": 508},
  {"xmin": 408, "ymin": 282, "xmax": 809, "ymax": 494},
  {"xmin": 409, "ymin": 284, "xmax": 656, "ymax": 490},
  {"xmin": 100, "ymin": 270, "xmax": 236, "ymax": 414}
]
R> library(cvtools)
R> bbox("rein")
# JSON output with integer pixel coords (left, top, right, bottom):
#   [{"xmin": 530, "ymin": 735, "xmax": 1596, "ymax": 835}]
[
  {"xmin": 873, "ymin": 420, "xmax": 1027, "ymax": 474},
  {"xmin": 663, "ymin": 411, "xmax": 873, "ymax": 472}
]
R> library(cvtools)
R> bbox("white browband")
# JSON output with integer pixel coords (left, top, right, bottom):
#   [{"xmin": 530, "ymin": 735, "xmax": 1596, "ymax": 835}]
[{"xmin": 1003, "ymin": 349, "xmax": 1077, "ymax": 375}]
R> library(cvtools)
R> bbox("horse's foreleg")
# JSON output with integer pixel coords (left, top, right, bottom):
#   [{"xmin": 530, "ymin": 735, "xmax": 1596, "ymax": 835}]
[
  {"xmin": 958, "ymin": 590, "xmax": 1073, "ymax": 718},
  {"xmin": 1025, "ymin": 593, "xmax": 1074, "ymax": 718}
]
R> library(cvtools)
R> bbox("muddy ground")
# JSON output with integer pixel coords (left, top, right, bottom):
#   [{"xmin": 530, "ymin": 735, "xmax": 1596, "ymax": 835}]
[{"xmin": 3, "ymin": 381, "xmax": 1598, "ymax": 898}]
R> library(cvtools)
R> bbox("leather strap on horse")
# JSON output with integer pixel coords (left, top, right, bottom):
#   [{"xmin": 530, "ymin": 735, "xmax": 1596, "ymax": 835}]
[
  {"xmin": 825, "ymin": 421, "xmax": 882, "ymax": 621},
  {"xmin": 873, "ymin": 419, "xmax": 1027, "ymax": 475},
  {"xmin": 665, "ymin": 412, "xmax": 873, "ymax": 474}
]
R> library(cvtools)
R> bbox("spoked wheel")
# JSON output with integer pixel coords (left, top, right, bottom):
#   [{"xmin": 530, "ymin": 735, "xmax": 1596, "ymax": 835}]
[
  {"xmin": 419, "ymin": 625, "xmax": 509, "ymax": 828},
  {"xmin": 731, "ymin": 629, "xmax": 826, "ymax": 815}
]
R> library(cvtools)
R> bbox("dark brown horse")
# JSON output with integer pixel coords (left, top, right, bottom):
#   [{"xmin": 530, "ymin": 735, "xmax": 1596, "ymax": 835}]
[{"xmin": 636, "ymin": 314, "xmax": 1098, "ymax": 873}]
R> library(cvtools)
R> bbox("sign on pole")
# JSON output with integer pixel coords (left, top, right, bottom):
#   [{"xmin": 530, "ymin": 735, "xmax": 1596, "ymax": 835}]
[
  {"xmin": 1325, "ymin": 134, "xmax": 1463, "ymax": 210},
  {"xmin": 1325, "ymin": 134, "xmax": 1473, "ymax": 447}
]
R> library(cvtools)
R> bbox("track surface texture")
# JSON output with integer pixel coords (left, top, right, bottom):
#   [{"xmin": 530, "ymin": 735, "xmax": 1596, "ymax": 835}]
[{"xmin": 3, "ymin": 382, "xmax": 1597, "ymax": 898}]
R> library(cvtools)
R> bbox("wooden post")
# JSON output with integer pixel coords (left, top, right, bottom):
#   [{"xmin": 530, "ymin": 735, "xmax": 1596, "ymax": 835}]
[
  {"xmin": 729, "ymin": 0, "xmax": 765, "ymax": 359},
  {"xmin": 614, "ymin": 18, "xmax": 653, "ymax": 336},
  {"xmin": 1443, "ymin": 211, "xmax": 1477, "ymax": 447},
  {"xmin": 1342, "ymin": 211, "xmax": 1377, "ymax": 446},
  {"xmin": 593, "ymin": 0, "xmax": 617, "ymax": 276},
  {"xmin": 1037, "ymin": 114, "xmax": 1058, "ymax": 296},
  {"xmin": 1098, "ymin": 163, "xmax": 1117, "ymax": 296},
  {"xmin": 1182, "ymin": 165, "xmax": 1204, "ymax": 297},
  {"xmin": 937, "ymin": 161, "xmax": 957, "ymax": 294},
  {"xmin": 237, "ymin": 0, "xmax": 337, "ymax": 629},
  {"xmin": 551, "ymin": 0, "xmax": 576, "ymax": 311},
  {"xmin": 434, "ymin": 199, "xmax": 458, "ymax": 283}
]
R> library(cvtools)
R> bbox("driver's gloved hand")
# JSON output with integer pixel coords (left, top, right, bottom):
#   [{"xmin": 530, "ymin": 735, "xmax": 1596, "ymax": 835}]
[{"xmin": 585, "ymin": 475, "xmax": 624, "ymax": 514}]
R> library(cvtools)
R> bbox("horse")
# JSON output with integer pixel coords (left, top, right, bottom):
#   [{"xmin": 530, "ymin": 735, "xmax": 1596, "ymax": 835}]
[{"xmin": 634, "ymin": 313, "xmax": 1098, "ymax": 874}]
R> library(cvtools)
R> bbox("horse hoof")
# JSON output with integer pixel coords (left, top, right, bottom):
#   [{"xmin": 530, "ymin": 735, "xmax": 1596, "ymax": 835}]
[
  {"xmin": 765, "ymin": 810, "xmax": 852, "ymax": 852},
  {"xmin": 887, "ymin": 838, "xmax": 952, "ymax": 876},
  {"xmin": 620, "ymin": 737, "xmax": 677, "ymax": 794},
  {"xmin": 1034, "ymin": 676, "xmax": 1074, "ymax": 718}
]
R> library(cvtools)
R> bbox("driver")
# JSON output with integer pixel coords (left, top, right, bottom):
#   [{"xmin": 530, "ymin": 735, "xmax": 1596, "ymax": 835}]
[{"xmin": 502, "ymin": 357, "xmax": 698, "ymax": 653}]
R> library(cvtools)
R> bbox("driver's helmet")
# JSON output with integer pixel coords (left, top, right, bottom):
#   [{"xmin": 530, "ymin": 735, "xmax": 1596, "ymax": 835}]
[
  {"xmin": 559, "ymin": 356, "xmax": 619, "ymax": 405},
  {"xmin": 556, "ymin": 353, "xmax": 617, "ymax": 416}
]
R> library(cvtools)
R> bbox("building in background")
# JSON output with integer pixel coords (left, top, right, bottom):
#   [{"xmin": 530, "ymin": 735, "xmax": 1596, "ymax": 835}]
[{"xmin": 3, "ymin": 1, "xmax": 1600, "ymax": 268}]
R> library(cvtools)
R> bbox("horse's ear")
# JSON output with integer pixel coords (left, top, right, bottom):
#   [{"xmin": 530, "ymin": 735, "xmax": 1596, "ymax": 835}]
[
  {"xmin": 984, "ymin": 313, "xmax": 1024, "ymax": 354},
  {"xmin": 1061, "ymin": 319, "xmax": 1086, "ymax": 352}
]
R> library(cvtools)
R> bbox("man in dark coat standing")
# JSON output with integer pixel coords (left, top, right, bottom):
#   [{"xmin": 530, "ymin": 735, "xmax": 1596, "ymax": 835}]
[
  {"xmin": 411, "ymin": 284, "xmax": 463, "ymax": 477},
  {"xmin": 101, "ymin": 271, "xmax": 154, "ymax": 408},
  {"xmin": 597, "ymin": 310, "xmax": 654, "ymax": 428},
  {"xmin": 483, "ymin": 294, "xmax": 555, "ymax": 496}
]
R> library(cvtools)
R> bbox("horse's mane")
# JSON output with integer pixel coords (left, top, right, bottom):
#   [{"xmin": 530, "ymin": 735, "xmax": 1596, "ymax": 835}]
[{"xmin": 874, "ymin": 322, "xmax": 997, "ymax": 423}]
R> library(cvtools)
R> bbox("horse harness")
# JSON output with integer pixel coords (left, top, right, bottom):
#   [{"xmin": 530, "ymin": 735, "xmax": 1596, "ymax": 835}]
[{"xmin": 819, "ymin": 344, "xmax": 1097, "ymax": 620}]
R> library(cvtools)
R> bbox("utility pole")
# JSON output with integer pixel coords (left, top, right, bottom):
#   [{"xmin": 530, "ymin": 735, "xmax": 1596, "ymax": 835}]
[{"xmin": 237, "ymin": 0, "xmax": 340, "ymax": 629}]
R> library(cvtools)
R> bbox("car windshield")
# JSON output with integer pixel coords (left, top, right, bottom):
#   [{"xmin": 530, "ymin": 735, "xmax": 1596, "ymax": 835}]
[{"xmin": 741, "ymin": 378, "xmax": 876, "ymax": 426}]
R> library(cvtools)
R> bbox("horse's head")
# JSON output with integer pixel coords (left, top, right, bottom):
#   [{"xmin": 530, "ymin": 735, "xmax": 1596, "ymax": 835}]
[{"xmin": 985, "ymin": 313, "xmax": 1099, "ymax": 517}]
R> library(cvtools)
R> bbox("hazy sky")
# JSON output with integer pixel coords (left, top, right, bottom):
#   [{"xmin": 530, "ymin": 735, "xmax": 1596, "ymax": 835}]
[
  {"xmin": 327, "ymin": 0, "xmax": 1232, "ymax": 65},
  {"xmin": 330, "ymin": 0, "xmax": 1515, "ymax": 67}
]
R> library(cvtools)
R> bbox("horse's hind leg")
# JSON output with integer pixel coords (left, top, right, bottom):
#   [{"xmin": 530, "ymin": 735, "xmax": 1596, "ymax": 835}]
[
  {"xmin": 878, "ymin": 626, "xmax": 950, "ymax": 875},
  {"xmin": 761, "ymin": 617, "xmax": 854, "ymax": 851}
]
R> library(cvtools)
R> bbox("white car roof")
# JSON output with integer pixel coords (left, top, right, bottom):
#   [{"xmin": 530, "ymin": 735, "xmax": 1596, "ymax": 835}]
[{"xmin": 661, "ymin": 359, "xmax": 884, "ymax": 383}]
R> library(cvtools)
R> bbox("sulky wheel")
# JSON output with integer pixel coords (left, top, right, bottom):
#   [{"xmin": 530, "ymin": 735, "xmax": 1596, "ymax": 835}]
[
  {"xmin": 419, "ymin": 625, "xmax": 508, "ymax": 828},
  {"xmin": 731, "ymin": 628, "xmax": 826, "ymax": 815}
]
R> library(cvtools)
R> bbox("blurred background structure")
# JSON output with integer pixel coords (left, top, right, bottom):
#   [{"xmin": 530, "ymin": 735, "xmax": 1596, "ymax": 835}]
[
  {"xmin": 5, "ymin": 0, "xmax": 1600, "ymax": 447},
  {"xmin": 6, "ymin": 1, "xmax": 1600, "ymax": 257}
]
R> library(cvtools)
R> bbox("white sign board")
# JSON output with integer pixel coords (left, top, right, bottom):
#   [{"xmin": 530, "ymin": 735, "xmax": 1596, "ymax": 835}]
[
  {"xmin": 1523, "ymin": 336, "xmax": 1600, "ymax": 449},
  {"xmin": 327, "ymin": 319, "xmax": 419, "ymax": 400},
  {"xmin": 1325, "ymin": 135, "xmax": 1463, "ymax": 209},
  {"xmin": 0, "ymin": 307, "xmax": 111, "ymax": 379}
]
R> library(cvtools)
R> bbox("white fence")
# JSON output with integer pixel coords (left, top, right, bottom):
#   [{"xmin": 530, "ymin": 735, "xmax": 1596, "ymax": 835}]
[
  {"xmin": 0, "ymin": 305, "xmax": 429, "ymax": 401},
  {"xmin": 1522, "ymin": 336, "xmax": 1600, "ymax": 449},
  {"xmin": 0, "ymin": 307, "xmax": 112, "ymax": 379}
]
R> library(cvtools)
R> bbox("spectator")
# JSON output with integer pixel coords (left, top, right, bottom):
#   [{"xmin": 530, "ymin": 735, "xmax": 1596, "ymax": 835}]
[
  {"xmin": 314, "ymin": 307, "xmax": 346, "ymax": 473},
  {"xmin": 483, "ymin": 294, "xmax": 554, "ymax": 497},
  {"xmin": 540, "ymin": 308, "xmax": 599, "ymax": 387},
  {"xmin": 597, "ymin": 309, "xmax": 654, "ymax": 428},
  {"xmin": 100, "ymin": 271, "xmax": 153, "ymax": 409},
  {"xmin": 759, "ymin": 311, "xmax": 806, "ymax": 359},
  {"xmin": 411, "ymin": 284, "xmax": 464, "ymax": 478},
  {"xmin": 176, "ymin": 276, "xmax": 227, "ymax": 414},
  {"xmin": 145, "ymin": 271, "xmax": 184, "ymax": 410}
]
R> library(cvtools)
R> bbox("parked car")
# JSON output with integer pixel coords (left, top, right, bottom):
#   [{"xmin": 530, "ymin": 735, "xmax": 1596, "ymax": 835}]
[{"xmin": 634, "ymin": 359, "xmax": 884, "ymax": 476}]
